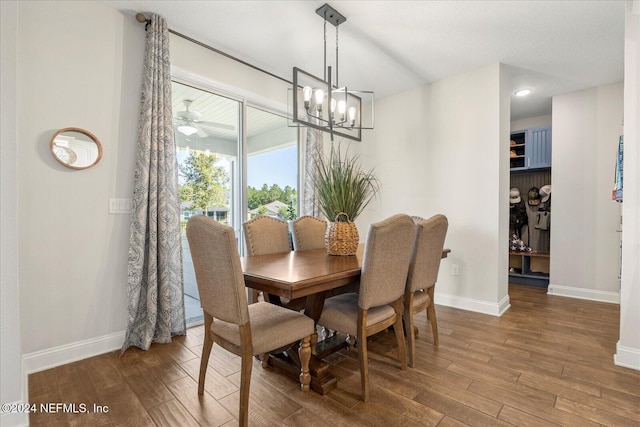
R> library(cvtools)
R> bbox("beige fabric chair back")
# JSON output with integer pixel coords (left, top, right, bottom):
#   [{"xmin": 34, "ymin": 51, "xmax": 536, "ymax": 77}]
[
  {"xmin": 243, "ymin": 216, "xmax": 291, "ymax": 256},
  {"xmin": 407, "ymin": 214, "xmax": 448, "ymax": 293},
  {"xmin": 359, "ymin": 214, "xmax": 416, "ymax": 310},
  {"xmin": 291, "ymin": 216, "xmax": 327, "ymax": 251},
  {"xmin": 186, "ymin": 216, "xmax": 249, "ymax": 326}
]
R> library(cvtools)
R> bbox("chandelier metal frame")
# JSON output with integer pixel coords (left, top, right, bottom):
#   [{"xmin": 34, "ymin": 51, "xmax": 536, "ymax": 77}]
[{"xmin": 289, "ymin": 3, "xmax": 374, "ymax": 142}]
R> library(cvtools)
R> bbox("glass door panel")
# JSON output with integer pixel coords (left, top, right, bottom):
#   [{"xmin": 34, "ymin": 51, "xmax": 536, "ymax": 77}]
[
  {"xmin": 172, "ymin": 81, "xmax": 240, "ymax": 324},
  {"xmin": 246, "ymin": 106, "xmax": 298, "ymax": 221}
]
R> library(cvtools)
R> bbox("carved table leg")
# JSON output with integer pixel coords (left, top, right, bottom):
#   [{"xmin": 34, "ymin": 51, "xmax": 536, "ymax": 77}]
[{"xmin": 261, "ymin": 291, "xmax": 339, "ymax": 395}]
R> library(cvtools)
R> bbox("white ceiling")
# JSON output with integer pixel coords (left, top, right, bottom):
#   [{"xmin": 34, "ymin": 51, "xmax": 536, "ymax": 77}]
[{"xmin": 100, "ymin": 0, "xmax": 625, "ymax": 121}]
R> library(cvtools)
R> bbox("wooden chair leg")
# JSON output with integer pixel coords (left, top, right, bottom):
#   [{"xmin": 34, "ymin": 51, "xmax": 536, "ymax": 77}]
[
  {"xmin": 250, "ymin": 289, "xmax": 259, "ymax": 304},
  {"xmin": 198, "ymin": 314, "xmax": 214, "ymax": 395},
  {"xmin": 403, "ymin": 293, "xmax": 416, "ymax": 368},
  {"xmin": 357, "ymin": 309, "xmax": 369, "ymax": 402},
  {"xmin": 260, "ymin": 353, "xmax": 269, "ymax": 368},
  {"xmin": 402, "ymin": 308, "xmax": 415, "ymax": 368},
  {"xmin": 358, "ymin": 335, "xmax": 369, "ymax": 402},
  {"xmin": 239, "ymin": 324, "xmax": 253, "ymax": 427},
  {"xmin": 392, "ymin": 299, "xmax": 408, "ymax": 371},
  {"xmin": 298, "ymin": 336, "xmax": 311, "ymax": 391},
  {"xmin": 427, "ymin": 287, "xmax": 439, "ymax": 346},
  {"xmin": 239, "ymin": 352, "xmax": 252, "ymax": 427}
]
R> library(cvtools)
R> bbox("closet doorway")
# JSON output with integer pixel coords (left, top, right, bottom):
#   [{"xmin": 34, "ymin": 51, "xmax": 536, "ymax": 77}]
[{"xmin": 508, "ymin": 126, "xmax": 552, "ymax": 288}]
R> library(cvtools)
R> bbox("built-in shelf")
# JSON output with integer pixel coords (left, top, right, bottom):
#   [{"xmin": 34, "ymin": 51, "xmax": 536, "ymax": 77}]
[
  {"xmin": 509, "ymin": 251, "xmax": 549, "ymax": 287},
  {"xmin": 510, "ymin": 126, "xmax": 552, "ymax": 171}
]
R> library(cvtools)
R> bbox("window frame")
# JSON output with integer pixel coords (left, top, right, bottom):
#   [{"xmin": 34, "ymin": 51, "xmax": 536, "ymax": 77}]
[{"xmin": 171, "ymin": 75, "xmax": 300, "ymax": 254}]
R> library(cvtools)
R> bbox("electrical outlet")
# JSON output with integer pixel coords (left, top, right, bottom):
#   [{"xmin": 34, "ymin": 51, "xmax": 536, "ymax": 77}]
[
  {"xmin": 451, "ymin": 264, "xmax": 460, "ymax": 276},
  {"xmin": 109, "ymin": 198, "xmax": 132, "ymax": 214}
]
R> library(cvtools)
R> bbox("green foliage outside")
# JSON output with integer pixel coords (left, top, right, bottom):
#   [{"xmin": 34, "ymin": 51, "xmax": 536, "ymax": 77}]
[
  {"xmin": 248, "ymin": 183, "xmax": 297, "ymax": 219},
  {"xmin": 179, "ymin": 152, "xmax": 298, "ymax": 220},
  {"xmin": 247, "ymin": 183, "xmax": 297, "ymax": 210},
  {"xmin": 277, "ymin": 204, "xmax": 297, "ymax": 220},
  {"xmin": 179, "ymin": 153, "xmax": 229, "ymax": 215}
]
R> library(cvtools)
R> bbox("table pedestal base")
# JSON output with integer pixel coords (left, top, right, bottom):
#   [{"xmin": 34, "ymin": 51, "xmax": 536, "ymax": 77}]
[
  {"xmin": 265, "ymin": 331, "xmax": 354, "ymax": 395},
  {"xmin": 266, "ymin": 353, "xmax": 337, "ymax": 395}
]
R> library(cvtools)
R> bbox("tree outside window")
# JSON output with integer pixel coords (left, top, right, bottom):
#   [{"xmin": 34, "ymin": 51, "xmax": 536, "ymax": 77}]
[{"xmin": 179, "ymin": 152, "xmax": 229, "ymax": 218}]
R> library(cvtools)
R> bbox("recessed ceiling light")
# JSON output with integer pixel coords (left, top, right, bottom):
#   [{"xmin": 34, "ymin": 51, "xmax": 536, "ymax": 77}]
[{"xmin": 514, "ymin": 88, "xmax": 532, "ymax": 97}]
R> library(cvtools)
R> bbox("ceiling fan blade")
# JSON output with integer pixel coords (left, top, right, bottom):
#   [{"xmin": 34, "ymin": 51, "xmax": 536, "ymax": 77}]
[
  {"xmin": 175, "ymin": 100, "xmax": 234, "ymax": 132},
  {"xmin": 176, "ymin": 110, "xmax": 202, "ymax": 121},
  {"xmin": 194, "ymin": 120, "xmax": 235, "ymax": 131}
]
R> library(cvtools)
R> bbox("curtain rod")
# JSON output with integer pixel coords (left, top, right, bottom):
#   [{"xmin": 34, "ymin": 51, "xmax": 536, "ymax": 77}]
[{"xmin": 135, "ymin": 12, "xmax": 292, "ymax": 85}]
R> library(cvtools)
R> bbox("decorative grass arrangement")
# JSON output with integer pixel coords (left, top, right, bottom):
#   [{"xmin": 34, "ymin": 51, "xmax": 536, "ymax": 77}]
[{"xmin": 312, "ymin": 143, "xmax": 380, "ymax": 223}]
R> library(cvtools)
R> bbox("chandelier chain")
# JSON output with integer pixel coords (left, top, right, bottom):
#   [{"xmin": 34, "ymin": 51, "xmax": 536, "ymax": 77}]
[
  {"xmin": 323, "ymin": 16, "xmax": 327, "ymax": 81},
  {"xmin": 336, "ymin": 25, "xmax": 339, "ymax": 87}
]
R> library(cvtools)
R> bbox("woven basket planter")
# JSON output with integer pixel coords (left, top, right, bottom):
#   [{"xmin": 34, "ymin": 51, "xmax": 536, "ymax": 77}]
[{"xmin": 325, "ymin": 213, "xmax": 359, "ymax": 256}]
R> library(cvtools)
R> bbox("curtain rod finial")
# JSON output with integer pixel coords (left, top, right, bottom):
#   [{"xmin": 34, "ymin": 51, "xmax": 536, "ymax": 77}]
[{"xmin": 136, "ymin": 12, "xmax": 148, "ymax": 23}]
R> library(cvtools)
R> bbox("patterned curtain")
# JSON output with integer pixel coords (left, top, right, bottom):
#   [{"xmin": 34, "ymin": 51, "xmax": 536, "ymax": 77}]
[
  {"xmin": 122, "ymin": 14, "xmax": 185, "ymax": 353},
  {"xmin": 302, "ymin": 126, "xmax": 324, "ymax": 217}
]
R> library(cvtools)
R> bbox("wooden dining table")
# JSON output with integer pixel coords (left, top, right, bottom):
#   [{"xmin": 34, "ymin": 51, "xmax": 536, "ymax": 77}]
[{"xmin": 241, "ymin": 243, "xmax": 451, "ymax": 394}]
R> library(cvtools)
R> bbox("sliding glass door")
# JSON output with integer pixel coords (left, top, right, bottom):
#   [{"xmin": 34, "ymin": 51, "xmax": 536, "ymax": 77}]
[{"xmin": 172, "ymin": 81, "xmax": 298, "ymax": 324}]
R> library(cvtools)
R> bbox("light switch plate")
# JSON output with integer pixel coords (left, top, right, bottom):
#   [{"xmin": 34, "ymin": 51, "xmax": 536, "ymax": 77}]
[{"xmin": 109, "ymin": 198, "xmax": 132, "ymax": 214}]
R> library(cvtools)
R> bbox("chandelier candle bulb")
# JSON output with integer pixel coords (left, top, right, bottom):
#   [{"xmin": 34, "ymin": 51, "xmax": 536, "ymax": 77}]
[
  {"xmin": 315, "ymin": 89, "xmax": 324, "ymax": 113},
  {"xmin": 330, "ymin": 98, "xmax": 337, "ymax": 122},
  {"xmin": 348, "ymin": 106, "xmax": 357, "ymax": 127},
  {"xmin": 338, "ymin": 100, "xmax": 346, "ymax": 115},
  {"xmin": 303, "ymin": 86, "xmax": 313, "ymax": 109}
]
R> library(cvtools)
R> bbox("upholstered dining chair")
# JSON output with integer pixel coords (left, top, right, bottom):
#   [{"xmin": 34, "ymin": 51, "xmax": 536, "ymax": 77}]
[
  {"xmin": 317, "ymin": 214, "xmax": 416, "ymax": 401},
  {"xmin": 291, "ymin": 215, "xmax": 328, "ymax": 251},
  {"xmin": 243, "ymin": 216, "xmax": 292, "ymax": 304},
  {"xmin": 404, "ymin": 214, "xmax": 448, "ymax": 367},
  {"xmin": 186, "ymin": 215, "xmax": 314, "ymax": 427}
]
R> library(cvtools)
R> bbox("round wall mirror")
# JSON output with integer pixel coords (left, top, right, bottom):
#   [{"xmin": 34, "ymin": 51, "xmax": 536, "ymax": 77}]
[{"xmin": 50, "ymin": 127, "xmax": 103, "ymax": 170}]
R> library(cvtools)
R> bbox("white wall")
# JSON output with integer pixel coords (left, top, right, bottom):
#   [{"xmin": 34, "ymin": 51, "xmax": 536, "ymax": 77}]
[
  {"xmin": 352, "ymin": 85, "xmax": 432, "ymax": 224},
  {"xmin": 616, "ymin": 0, "xmax": 640, "ymax": 370},
  {"xmin": 170, "ymin": 36, "xmax": 291, "ymax": 113},
  {"xmin": 17, "ymin": 0, "xmax": 143, "ymax": 362},
  {"xmin": 511, "ymin": 114, "xmax": 552, "ymax": 132},
  {"xmin": 549, "ymin": 83, "xmax": 623, "ymax": 302},
  {"xmin": 356, "ymin": 64, "xmax": 511, "ymax": 315},
  {"xmin": 1, "ymin": 2, "xmax": 26, "ymax": 425},
  {"xmin": 11, "ymin": 0, "xmax": 302, "ymax": 379}
]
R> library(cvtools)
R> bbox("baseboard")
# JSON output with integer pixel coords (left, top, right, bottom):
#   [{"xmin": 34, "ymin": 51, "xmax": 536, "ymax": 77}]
[
  {"xmin": 22, "ymin": 331, "xmax": 126, "ymax": 375},
  {"xmin": 614, "ymin": 341, "xmax": 640, "ymax": 371},
  {"xmin": 547, "ymin": 283, "xmax": 620, "ymax": 304},
  {"xmin": 0, "ymin": 403, "xmax": 29, "ymax": 427},
  {"xmin": 435, "ymin": 292, "xmax": 511, "ymax": 317}
]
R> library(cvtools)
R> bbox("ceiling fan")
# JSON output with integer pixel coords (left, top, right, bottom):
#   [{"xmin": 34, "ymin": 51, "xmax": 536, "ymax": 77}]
[{"xmin": 174, "ymin": 99, "xmax": 235, "ymax": 136}]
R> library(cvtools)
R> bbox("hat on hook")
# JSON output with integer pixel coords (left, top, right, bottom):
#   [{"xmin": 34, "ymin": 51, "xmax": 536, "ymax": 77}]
[
  {"xmin": 510, "ymin": 188, "xmax": 521, "ymax": 204},
  {"xmin": 539, "ymin": 185, "xmax": 552, "ymax": 202},
  {"xmin": 527, "ymin": 187, "xmax": 540, "ymax": 206}
]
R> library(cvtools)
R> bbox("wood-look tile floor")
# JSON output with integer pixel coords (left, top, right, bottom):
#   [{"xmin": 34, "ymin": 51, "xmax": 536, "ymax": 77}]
[{"xmin": 29, "ymin": 284, "xmax": 640, "ymax": 426}]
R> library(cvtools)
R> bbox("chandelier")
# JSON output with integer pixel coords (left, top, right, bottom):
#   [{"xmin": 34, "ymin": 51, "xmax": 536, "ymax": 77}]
[{"xmin": 290, "ymin": 4, "xmax": 374, "ymax": 142}]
